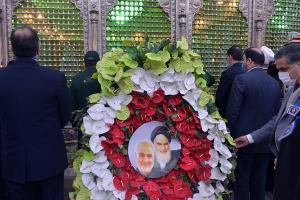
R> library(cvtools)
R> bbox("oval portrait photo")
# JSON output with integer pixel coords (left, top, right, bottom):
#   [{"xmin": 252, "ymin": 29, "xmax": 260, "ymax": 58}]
[{"xmin": 128, "ymin": 121, "xmax": 181, "ymax": 178}]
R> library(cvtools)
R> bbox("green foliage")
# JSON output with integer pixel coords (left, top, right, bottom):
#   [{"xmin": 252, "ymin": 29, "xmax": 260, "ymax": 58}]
[
  {"xmin": 88, "ymin": 93, "xmax": 101, "ymax": 104},
  {"xmin": 116, "ymin": 106, "xmax": 130, "ymax": 120},
  {"xmin": 83, "ymin": 151, "xmax": 95, "ymax": 161}
]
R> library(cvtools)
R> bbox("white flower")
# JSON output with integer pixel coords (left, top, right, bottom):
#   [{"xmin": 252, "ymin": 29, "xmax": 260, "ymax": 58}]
[
  {"xmin": 184, "ymin": 73, "xmax": 197, "ymax": 91},
  {"xmin": 197, "ymin": 181, "xmax": 215, "ymax": 197},
  {"xmin": 213, "ymin": 137, "xmax": 232, "ymax": 159},
  {"xmin": 131, "ymin": 195, "xmax": 138, "ymax": 200},
  {"xmin": 196, "ymin": 108, "xmax": 209, "ymax": 120},
  {"xmin": 88, "ymin": 104, "xmax": 105, "ymax": 120},
  {"xmin": 201, "ymin": 119, "xmax": 215, "ymax": 132},
  {"xmin": 82, "ymin": 173, "xmax": 96, "ymax": 190},
  {"xmin": 215, "ymin": 181, "xmax": 225, "ymax": 194},
  {"xmin": 96, "ymin": 177, "xmax": 104, "ymax": 191},
  {"xmin": 89, "ymin": 135, "xmax": 106, "ymax": 154},
  {"xmin": 80, "ymin": 160, "xmax": 94, "ymax": 174},
  {"xmin": 131, "ymin": 68, "xmax": 159, "ymax": 94},
  {"xmin": 207, "ymin": 149, "xmax": 219, "ymax": 168},
  {"xmin": 177, "ymin": 81, "xmax": 189, "ymax": 94},
  {"xmin": 182, "ymin": 89, "xmax": 201, "ymax": 107},
  {"xmin": 219, "ymin": 156, "xmax": 233, "ymax": 174},
  {"xmin": 210, "ymin": 167, "xmax": 227, "ymax": 181},
  {"xmin": 83, "ymin": 116, "xmax": 110, "ymax": 135},
  {"xmin": 217, "ymin": 120, "xmax": 227, "ymax": 132},
  {"xmin": 93, "ymin": 151, "xmax": 107, "ymax": 163},
  {"xmin": 113, "ymin": 190, "xmax": 126, "ymax": 200},
  {"xmin": 160, "ymin": 68, "xmax": 175, "ymax": 82},
  {"xmin": 92, "ymin": 162, "xmax": 110, "ymax": 177},
  {"xmin": 160, "ymin": 81, "xmax": 178, "ymax": 95}
]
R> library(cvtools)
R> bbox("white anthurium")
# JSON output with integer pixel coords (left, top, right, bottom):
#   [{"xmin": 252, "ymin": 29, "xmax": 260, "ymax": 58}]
[
  {"xmin": 89, "ymin": 135, "xmax": 106, "ymax": 154},
  {"xmin": 104, "ymin": 96, "xmax": 123, "ymax": 111},
  {"xmin": 131, "ymin": 67, "xmax": 145, "ymax": 84},
  {"xmin": 190, "ymin": 193, "xmax": 215, "ymax": 200},
  {"xmin": 207, "ymin": 126, "xmax": 219, "ymax": 140},
  {"xmin": 206, "ymin": 116, "xmax": 219, "ymax": 124},
  {"xmin": 102, "ymin": 113, "xmax": 115, "ymax": 125},
  {"xmin": 196, "ymin": 108, "xmax": 209, "ymax": 120},
  {"xmin": 131, "ymin": 195, "xmax": 138, "ymax": 200},
  {"xmin": 183, "ymin": 89, "xmax": 201, "ymax": 108},
  {"xmin": 201, "ymin": 119, "xmax": 215, "ymax": 132},
  {"xmin": 184, "ymin": 73, "xmax": 197, "ymax": 91},
  {"xmin": 174, "ymin": 72, "xmax": 186, "ymax": 81},
  {"xmin": 102, "ymin": 176, "xmax": 115, "ymax": 191},
  {"xmin": 82, "ymin": 173, "xmax": 96, "ymax": 190},
  {"xmin": 213, "ymin": 137, "xmax": 232, "ymax": 159},
  {"xmin": 83, "ymin": 116, "xmax": 94, "ymax": 135},
  {"xmin": 88, "ymin": 104, "xmax": 105, "ymax": 121},
  {"xmin": 177, "ymin": 81, "xmax": 189, "ymax": 95},
  {"xmin": 207, "ymin": 149, "xmax": 219, "ymax": 168},
  {"xmin": 160, "ymin": 81, "xmax": 178, "ymax": 95},
  {"xmin": 96, "ymin": 177, "xmax": 104, "ymax": 191},
  {"xmin": 197, "ymin": 181, "xmax": 215, "ymax": 197},
  {"xmin": 99, "ymin": 169, "xmax": 113, "ymax": 179},
  {"xmin": 118, "ymin": 93, "xmax": 133, "ymax": 105},
  {"xmin": 92, "ymin": 162, "xmax": 110, "ymax": 177},
  {"xmin": 93, "ymin": 151, "xmax": 107, "ymax": 163},
  {"xmin": 215, "ymin": 181, "xmax": 225, "ymax": 194},
  {"xmin": 113, "ymin": 190, "xmax": 126, "ymax": 200},
  {"xmin": 217, "ymin": 120, "xmax": 227, "ymax": 132},
  {"xmin": 219, "ymin": 156, "xmax": 233, "ymax": 174},
  {"xmin": 160, "ymin": 68, "xmax": 175, "ymax": 82},
  {"xmin": 80, "ymin": 160, "xmax": 94, "ymax": 174},
  {"xmin": 93, "ymin": 123, "xmax": 110, "ymax": 135},
  {"xmin": 105, "ymin": 107, "xmax": 116, "ymax": 118},
  {"xmin": 91, "ymin": 189, "xmax": 110, "ymax": 200},
  {"xmin": 210, "ymin": 167, "xmax": 227, "ymax": 181}
]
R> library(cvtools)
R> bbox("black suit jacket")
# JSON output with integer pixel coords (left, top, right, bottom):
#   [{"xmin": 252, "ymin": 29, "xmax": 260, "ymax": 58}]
[
  {"xmin": 216, "ymin": 63, "xmax": 245, "ymax": 118},
  {"xmin": 226, "ymin": 67, "xmax": 281, "ymax": 153},
  {"xmin": 0, "ymin": 58, "xmax": 70, "ymax": 183}
]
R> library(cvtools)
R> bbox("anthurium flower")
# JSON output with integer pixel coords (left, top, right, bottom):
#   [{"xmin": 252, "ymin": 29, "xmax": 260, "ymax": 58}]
[
  {"xmin": 110, "ymin": 125, "xmax": 125, "ymax": 145},
  {"xmin": 197, "ymin": 181, "xmax": 215, "ymax": 197},
  {"xmin": 82, "ymin": 173, "xmax": 96, "ymax": 190},
  {"xmin": 196, "ymin": 165, "xmax": 212, "ymax": 181},
  {"xmin": 210, "ymin": 167, "xmax": 226, "ymax": 181},
  {"xmin": 179, "ymin": 156, "xmax": 198, "ymax": 171},
  {"xmin": 168, "ymin": 95, "xmax": 183, "ymax": 106},
  {"xmin": 172, "ymin": 179, "xmax": 193, "ymax": 198},
  {"xmin": 113, "ymin": 176, "xmax": 128, "ymax": 191},
  {"xmin": 80, "ymin": 160, "xmax": 94, "ymax": 174},
  {"xmin": 142, "ymin": 181, "xmax": 160, "ymax": 200},
  {"xmin": 207, "ymin": 149, "xmax": 219, "ymax": 168},
  {"xmin": 89, "ymin": 135, "xmax": 106, "ymax": 154},
  {"xmin": 152, "ymin": 89, "xmax": 165, "ymax": 103},
  {"xmin": 125, "ymin": 188, "xmax": 139, "ymax": 200},
  {"xmin": 110, "ymin": 153, "xmax": 126, "ymax": 168},
  {"xmin": 219, "ymin": 156, "xmax": 233, "ymax": 174},
  {"xmin": 213, "ymin": 137, "xmax": 232, "ymax": 159}
]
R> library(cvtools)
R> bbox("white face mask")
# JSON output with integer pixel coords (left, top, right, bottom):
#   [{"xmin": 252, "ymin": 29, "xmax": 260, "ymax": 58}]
[{"xmin": 278, "ymin": 71, "xmax": 295, "ymax": 87}]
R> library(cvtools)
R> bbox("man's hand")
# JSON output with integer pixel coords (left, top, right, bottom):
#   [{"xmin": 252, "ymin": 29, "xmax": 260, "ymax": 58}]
[{"xmin": 234, "ymin": 136, "xmax": 250, "ymax": 148}]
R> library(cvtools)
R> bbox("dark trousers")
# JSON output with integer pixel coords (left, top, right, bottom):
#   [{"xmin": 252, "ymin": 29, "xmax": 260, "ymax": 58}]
[
  {"xmin": 4, "ymin": 172, "xmax": 64, "ymax": 200},
  {"xmin": 234, "ymin": 153, "xmax": 270, "ymax": 200},
  {"xmin": 0, "ymin": 177, "xmax": 8, "ymax": 199}
]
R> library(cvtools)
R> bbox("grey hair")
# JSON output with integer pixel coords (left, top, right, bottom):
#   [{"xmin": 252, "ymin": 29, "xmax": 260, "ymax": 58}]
[
  {"xmin": 135, "ymin": 141, "xmax": 154, "ymax": 157},
  {"xmin": 274, "ymin": 43, "xmax": 300, "ymax": 61}
]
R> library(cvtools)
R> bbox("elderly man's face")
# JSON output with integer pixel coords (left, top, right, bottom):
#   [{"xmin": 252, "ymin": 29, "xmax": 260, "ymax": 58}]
[
  {"xmin": 154, "ymin": 134, "xmax": 170, "ymax": 154},
  {"xmin": 137, "ymin": 143, "xmax": 154, "ymax": 175}
]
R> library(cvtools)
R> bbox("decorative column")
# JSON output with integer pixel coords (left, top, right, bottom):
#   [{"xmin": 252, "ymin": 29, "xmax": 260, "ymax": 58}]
[
  {"xmin": 0, "ymin": 0, "xmax": 3, "ymax": 67},
  {"xmin": 159, "ymin": 0, "xmax": 176, "ymax": 42},
  {"xmin": 89, "ymin": 0, "xmax": 100, "ymax": 51},
  {"xmin": 240, "ymin": 0, "xmax": 274, "ymax": 47}
]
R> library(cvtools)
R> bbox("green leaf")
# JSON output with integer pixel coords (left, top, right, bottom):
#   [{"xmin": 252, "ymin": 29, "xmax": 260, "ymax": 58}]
[
  {"xmin": 69, "ymin": 192, "xmax": 76, "ymax": 200},
  {"xmin": 198, "ymin": 91, "xmax": 211, "ymax": 107},
  {"xmin": 73, "ymin": 157, "xmax": 83, "ymax": 173},
  {"xmin": 83, "ymin": 151, "xmax": 95, "ymax": 161},
  {"xmin": 196, "ymin": 77, "xmax": 207, "ymax": 88},
  {"xmin": 182, "ymin": 51, "xmax": 191, "ymax": 62},
  {"xmin": 114, "ymin": 67, "xmax": 124, "ymax": 82},
  {"xmin": 88, "ymin": 93, "xmax": 100, "ymax": 104},
  {"xmin": 121, "ymin": 54, "xmax": 138, "ymax": 68},
  {"xmin": 76, "ymin": 187, "xmax": 90, "ymax": 200},
  {"xmin": 116, "ymin": 106, "xmax": 130, "ymax": 120},
  {"xmin": 118, "ymin": 77, "xmax": 135, "ymax": 94},
  {"xmin": 211, "ymin": 110, "xmax": 222, "ymax": 120},
  {"xmin": 144, "ymin": 59, "xmax": 167, "ymax": 75},
  {"xmin": 216, "ymin": 195, "xmax": 223, "ymax": 200},
  {"xmin": 171, "ymin": 50, "xmax": 179, "ymax": 59},
  {"xmin": 169, "ymin": 57, "xmax": 194, "ymax": 73},
  {"xmin": 225, "ymin": 134, "xmax": 236, "ymax": 147},
  {"xmin": 91, "ymin": 72, "xmax": 98, "ymax": 79},
  {"xmin": 146, "ymin": 50, "xmax": 170, "ymax": 63},
  {"xmin": 188, "ymin": 50, "xmax": 201, "ymax": 58},
  {"xmin": 73, "ymin": 175, "xmax": 84, "ymax": 190},
  {"xmin": 176, "ymin": 38, "xmax": 189, "ymax": 50}
]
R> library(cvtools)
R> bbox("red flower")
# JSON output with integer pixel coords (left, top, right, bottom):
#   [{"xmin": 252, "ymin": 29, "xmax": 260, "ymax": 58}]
[
  {"xmin": 143, "ymin": 101, "xmax": 157, "ymax": 117},
  {"xmin": 175, "ymin": 121, "xmax": 189, "ymax": 132},
  {"xmin": 168, "ymin": 95, "xmax": 183, "ymax": 106},
  {"xmin": 193, "ymin": 151, "xmax": 210, "ymax": 163},
  {"xmin": 142, "ymin": 181, "xmax": 161, "ymax": 200},
  {"xmin": 132, "ymin": 93, "xmax": 150, "ymax": 109},
  {"xmin": 172, "ymin": 179, "xmax": 192, "ymax": 198},
  {"xmin": 160, "ymin": 182, "xmax": 174, "ymax": 195},
  {"xmin": 179, "ymin": 156, "xmax": 198, "ymax": 171},
  {"xmin": 152, "ymin": 89, "xmax": 165, "ymax": 104},
  {"xmin": 116, "ymin": 118, "xmax": 132, "ymax": 127},
  {"xmin": 172, "ymin": 108, "xmax": 187, "ymax": 122},
  {"xmin": 110, "ymin": 153, "xmax": 126, "ymax": 168},
  {"xmin": 110, "ymin": 125, "xmax": 125, "ymax": 145},
  {"xmin": 129, "ymin": 174, "xmax": 146, "ymax": 188},
  {"xmin": 182, "ymin": 147, "xmax": 191, "ymax": 156},
  {"xmin": 163, "ymin": 101, "xmax": 176, "ymax": 117},
  {"xmin": 180, "ymin": 135, "xmax": 197, "ymax": 148},
  {"xmin": 113, "ymin": 176, "xmax": 128, "ymax": 191},
  {"xmin": 125, "ymin": 188, "xmax": 140, "ymax": 200},
  {"xmin": 119, "ymin": 169, "xmax": 131, "ymax": 182},
  {"xmin": 187, "ymin": 170, "xmax": 199, "ymax": 184},
  {"xmin": 197, "ymin": 165, "xmax": 212, "ymax": 181}
]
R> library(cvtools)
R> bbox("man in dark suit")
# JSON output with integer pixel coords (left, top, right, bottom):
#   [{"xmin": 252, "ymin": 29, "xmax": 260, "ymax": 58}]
[
  {"xmin": 235, "ymin": 47, "xmax": 300, "ymax": 200},
  {"xmin": 226, "ymin": 48, "xmax": 281, "ymax": 200},
  {"xmin": 0, "ymin": 26, "xmax": 70, "ymax": 199},
  {"xmin": 216, "ymin": 45, "xmax": 245, "ymax": 118}
]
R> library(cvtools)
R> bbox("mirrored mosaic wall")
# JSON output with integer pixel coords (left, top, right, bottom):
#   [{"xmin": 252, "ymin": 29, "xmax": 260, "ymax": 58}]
[
  {"xmin": 106, "ymin": 0, "xmax": 171, "ymax": 50},
  {"xmin": 12, "ymin": 0, "xmax": 85, "ymax": 82},
  {"xmin": 265, "ymin": 0, "xmax": 300, "ymax": 52},
  {"xmin": 192, "ymin": 0, "xmax": 248, "ymax": 90}
]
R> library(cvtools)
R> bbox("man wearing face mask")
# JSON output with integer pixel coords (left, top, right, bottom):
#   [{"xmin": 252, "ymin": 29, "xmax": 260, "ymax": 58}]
[
  {"xmin": 235, "ymin": 47, "xmax": 300, "ymax": 200},
  {"xmin": 226, "ymin": 48, "xmax": 281, "ymax": 200}
]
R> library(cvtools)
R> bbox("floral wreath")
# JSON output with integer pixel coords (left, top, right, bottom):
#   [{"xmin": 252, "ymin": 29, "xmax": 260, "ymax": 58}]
[{"xmin": 70, "ymin": 39, "xmax": 236, "ymax": 200}]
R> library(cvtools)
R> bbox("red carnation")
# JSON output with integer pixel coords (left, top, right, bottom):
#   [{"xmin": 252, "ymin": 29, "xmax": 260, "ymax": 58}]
[{"xmin": 152, "ymin": 89, "xmax": 165, "ymax": 104}]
